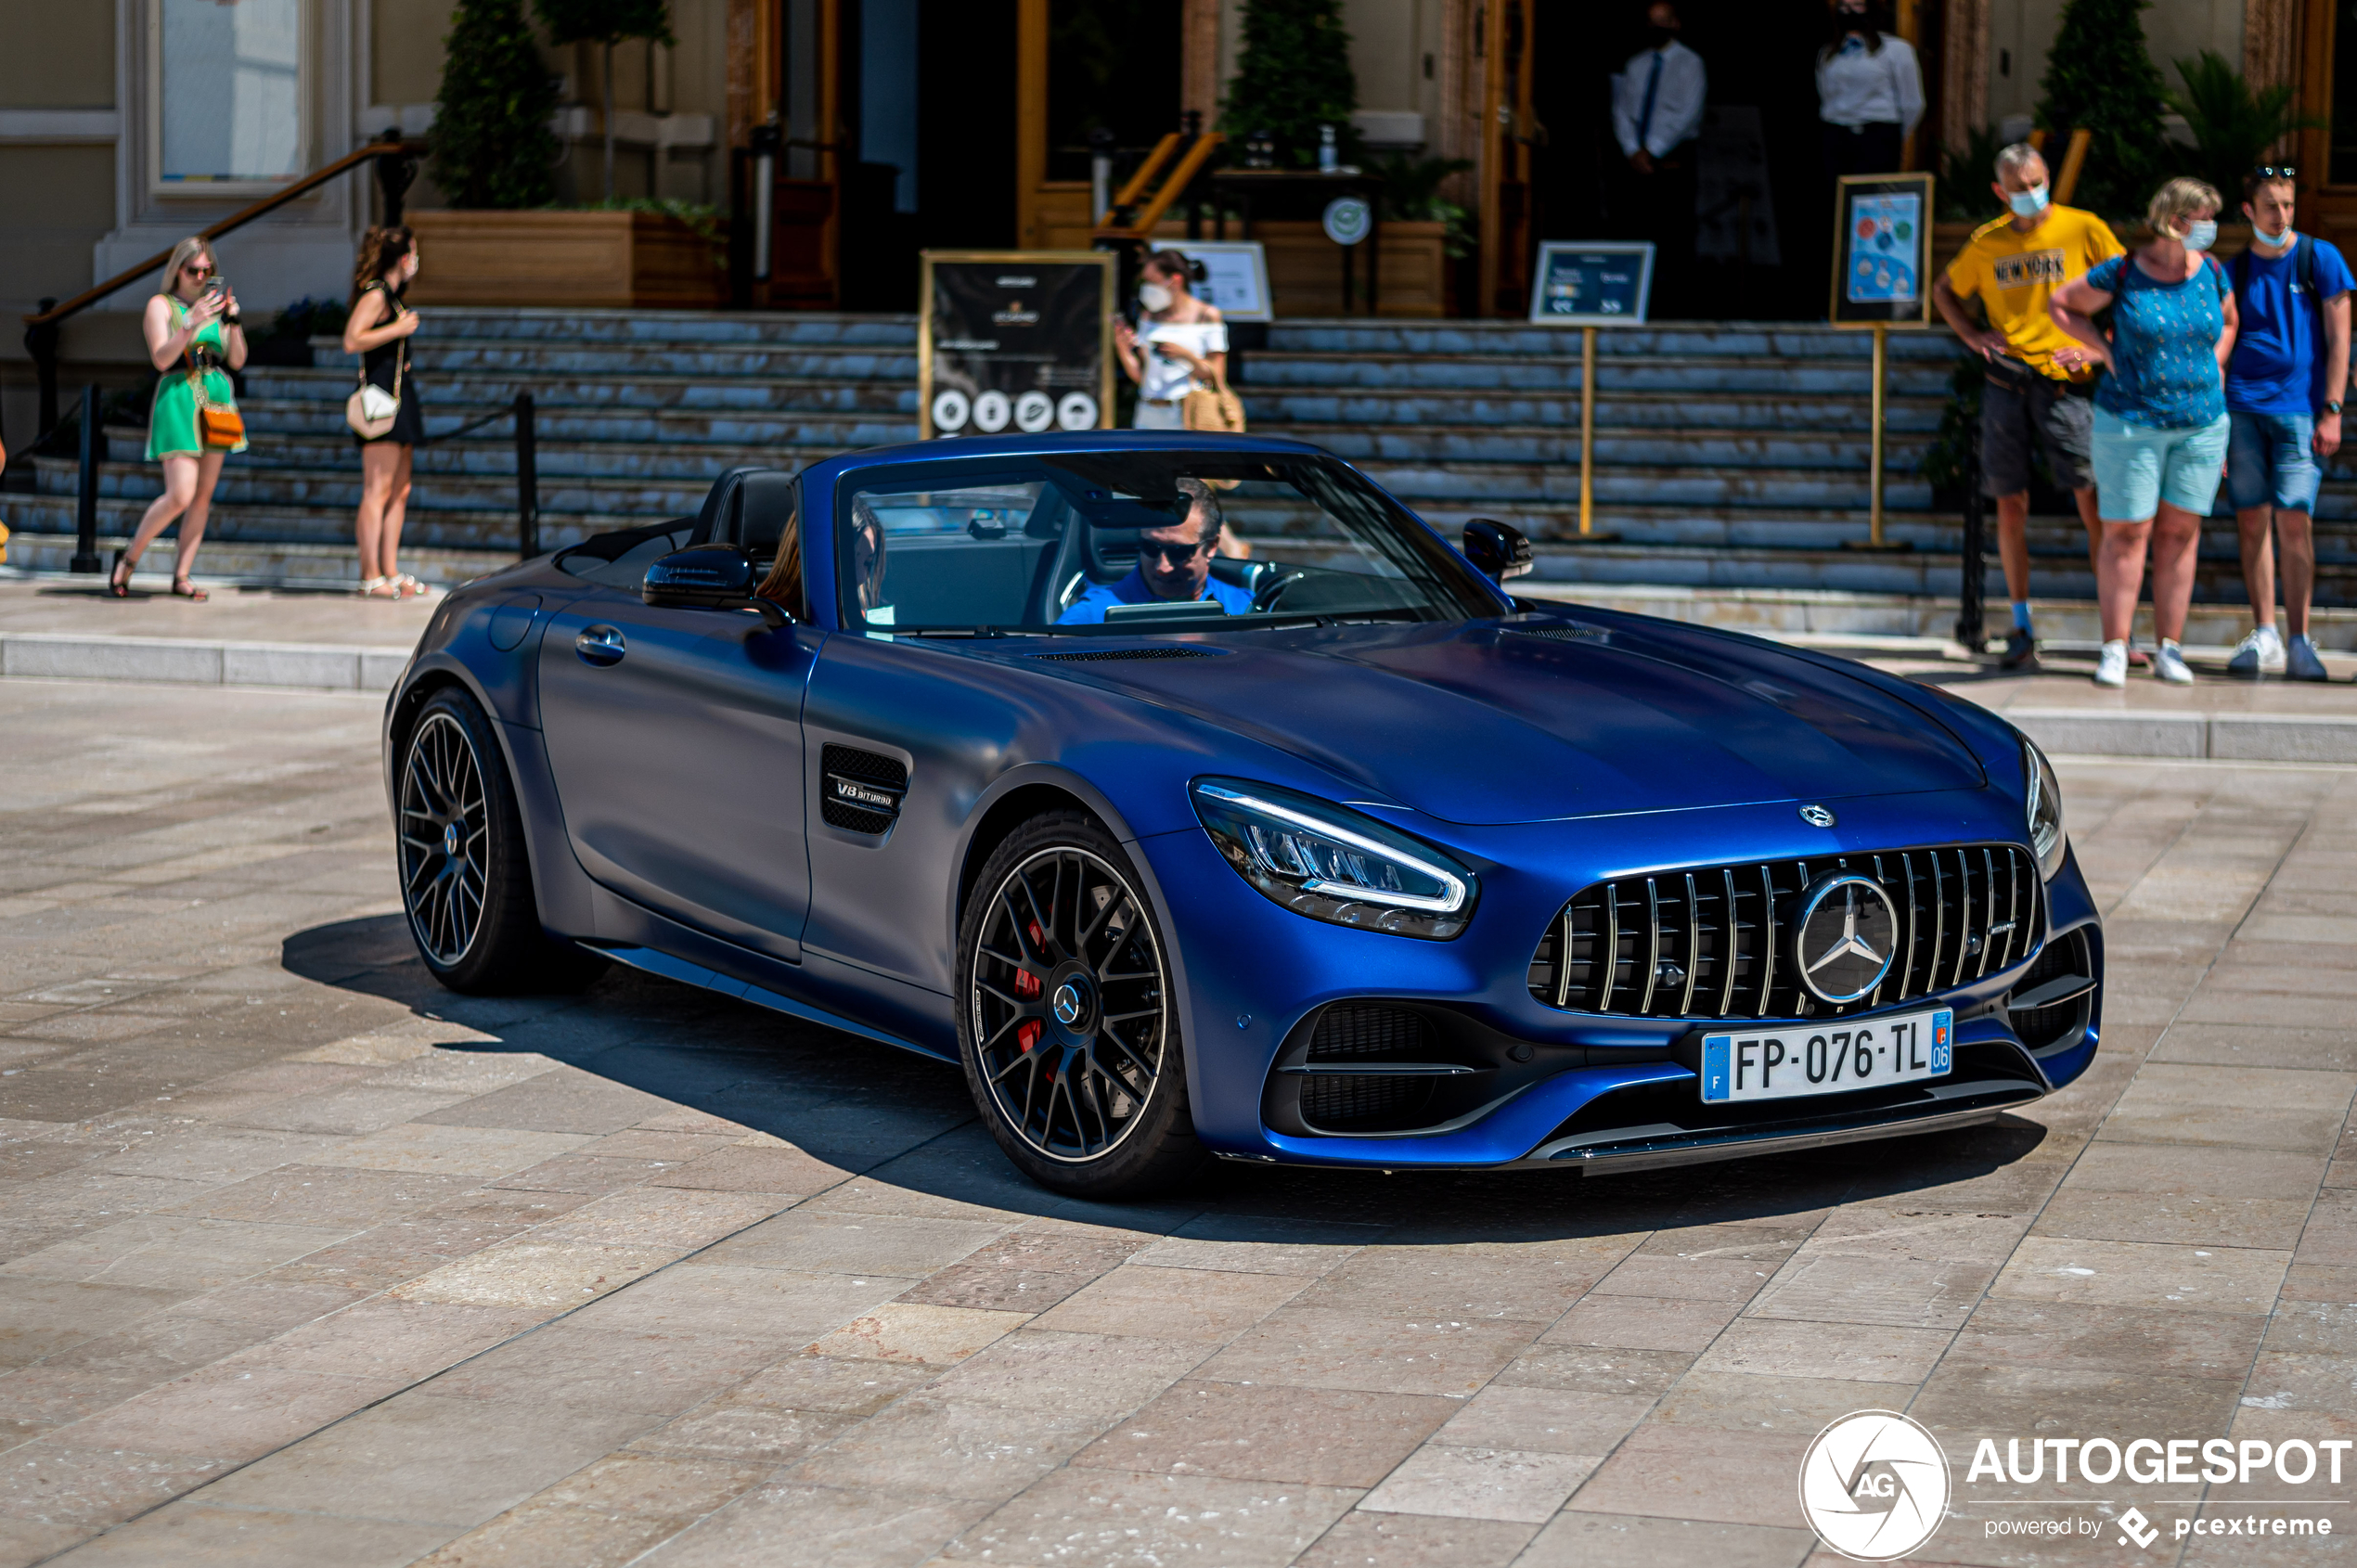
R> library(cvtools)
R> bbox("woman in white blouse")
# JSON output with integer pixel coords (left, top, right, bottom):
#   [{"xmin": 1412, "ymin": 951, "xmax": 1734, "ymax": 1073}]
[
  {"xmin": 1114, "ymin": 251, "xmax": 1228, "ymax": 431},
  {"xmin": 1816, "ymin": 0, "xmax": 1924, "ymax": 181}
]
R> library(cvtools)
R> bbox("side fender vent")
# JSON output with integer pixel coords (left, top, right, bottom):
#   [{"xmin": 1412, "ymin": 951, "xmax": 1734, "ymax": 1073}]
[{"xmin": 821, "ymin": 744, "xmax": 907, "ymax": 835}]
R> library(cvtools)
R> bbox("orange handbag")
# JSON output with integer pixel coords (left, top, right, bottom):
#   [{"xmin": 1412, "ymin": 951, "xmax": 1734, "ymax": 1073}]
[{"xmin": 186, "ymin": 348, "xmax": 245, "ymax": 450}]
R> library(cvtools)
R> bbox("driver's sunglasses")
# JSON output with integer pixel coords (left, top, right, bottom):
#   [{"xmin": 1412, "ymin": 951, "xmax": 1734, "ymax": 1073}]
[{"xmin": 1136, "ymin": 539, "xmax": 1208, "ymax": 565}]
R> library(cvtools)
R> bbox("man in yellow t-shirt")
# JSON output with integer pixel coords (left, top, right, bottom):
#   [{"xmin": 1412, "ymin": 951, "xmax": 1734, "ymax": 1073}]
[{"xmin": 1933, "ymin": 143, "xmax": 2124, "ymax": 671}]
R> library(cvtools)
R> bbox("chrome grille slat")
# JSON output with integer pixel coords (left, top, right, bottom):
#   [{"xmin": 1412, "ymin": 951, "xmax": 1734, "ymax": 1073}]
[{"xmin": 1532, "ymin": 842, "xmax": 2037, "ymax": 1022}]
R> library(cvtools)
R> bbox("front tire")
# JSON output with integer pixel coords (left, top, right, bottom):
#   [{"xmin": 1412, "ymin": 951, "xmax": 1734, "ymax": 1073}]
[
  {"xmin": 956, "ymin": 812, "xmax": 1206, "ymax": 1198},
  {"xmin": 395, "ymin": 687, "xmax": 601, "ymax": 995}
]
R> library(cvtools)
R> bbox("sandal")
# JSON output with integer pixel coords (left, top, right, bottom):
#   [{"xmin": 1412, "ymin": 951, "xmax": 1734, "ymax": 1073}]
[
  {"xmin": 393, "ymin": 573, "xmax": 432, "ymax": 599},
  {"xmin": 108, "ymin": 548, "xmax": 133, "ymax": 598},
  {"xmin": 360, "ymin": 575, "xmax": 399, "ymax": 598},
  {"xmin": 170, "ymin": 578, "xmax": 208, "ymax": 603}
]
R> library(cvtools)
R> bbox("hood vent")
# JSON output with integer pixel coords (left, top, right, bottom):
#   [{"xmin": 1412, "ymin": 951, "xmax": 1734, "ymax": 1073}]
[
  {"xmin": 1508, "ymin": 624, "xmax": 1609, "ymax": 643},
  {"xmin": 1033, "ymin": 647, "xmax": 1220, "ymax": 662}
]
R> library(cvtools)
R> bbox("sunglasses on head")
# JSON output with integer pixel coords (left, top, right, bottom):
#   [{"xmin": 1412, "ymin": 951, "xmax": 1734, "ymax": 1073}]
[
  {"xmin": 2251, "ymin": 165, "xmax": 2298, "ymax": 180},
  {"xmin": 1136, "ymin": 538, "xmax": 1208, "ymax": 565}
]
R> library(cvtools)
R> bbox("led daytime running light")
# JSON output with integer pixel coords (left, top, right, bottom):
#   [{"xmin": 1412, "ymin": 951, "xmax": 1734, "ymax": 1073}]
[{"xmin": 1194, "ymin": 784, "xmax": 1467, "ymax": 913}]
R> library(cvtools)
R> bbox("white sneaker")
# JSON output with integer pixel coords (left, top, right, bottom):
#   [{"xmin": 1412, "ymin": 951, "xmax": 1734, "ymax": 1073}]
[
  {"xmin": 2287, "ymin": 635, "xmax": 2330, "ymax": 682},
  {"xmin": 2093, "ymin": 640, "xmax": 2129, "ymax": 688},
  {"xmin": 2155, "ymin": 639, "xmax": 2195, "ymax": 684},
  {"xmin": 2226, "ymin": 625, "xmax": 2286, "ymax": 678}
]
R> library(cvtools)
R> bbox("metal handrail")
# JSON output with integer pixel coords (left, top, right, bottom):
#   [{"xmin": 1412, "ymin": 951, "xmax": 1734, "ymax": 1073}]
[{"xmin": 19, "ymin": 132, "xmax": 426, "ymax": 448}]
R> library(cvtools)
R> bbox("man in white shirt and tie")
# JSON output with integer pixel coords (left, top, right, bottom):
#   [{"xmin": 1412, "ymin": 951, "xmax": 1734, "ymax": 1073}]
[{"xmin": 1612, "ymin": 1, "xmax": 1707, "ymax": 315}]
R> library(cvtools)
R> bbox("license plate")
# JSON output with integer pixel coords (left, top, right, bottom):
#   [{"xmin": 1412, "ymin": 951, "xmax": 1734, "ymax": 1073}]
[{"xmin": 1699, "ymin": 1007, "xmax": 1952, "ymax": 1104}]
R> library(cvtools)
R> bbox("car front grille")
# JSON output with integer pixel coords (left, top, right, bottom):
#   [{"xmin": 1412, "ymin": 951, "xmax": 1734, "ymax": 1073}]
[{"xmin": 1526, "ymin": 843, "xmax": 2042, "ymax": 1022}]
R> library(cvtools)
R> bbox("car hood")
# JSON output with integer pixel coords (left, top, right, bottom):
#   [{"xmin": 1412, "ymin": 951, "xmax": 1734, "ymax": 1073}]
[{"xmin": 1006, "ymin": 616, "xmax": 1986, "ymax": 826}]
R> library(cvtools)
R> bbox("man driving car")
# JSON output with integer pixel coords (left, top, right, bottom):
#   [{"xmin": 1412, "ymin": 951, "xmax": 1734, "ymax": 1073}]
[{"xmin": 1058, "ymin": 478, "xmax": 1256, "ymax": 623}]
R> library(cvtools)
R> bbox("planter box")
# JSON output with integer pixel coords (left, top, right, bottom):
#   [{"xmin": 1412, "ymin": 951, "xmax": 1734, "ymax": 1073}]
[
  {"xmin": 403, "ymin": 210, "xmax": 726, "ymax": 309},
  {"xmin": 1243, "ymin": 220, "xmax": 1450, "ymax": 318}
]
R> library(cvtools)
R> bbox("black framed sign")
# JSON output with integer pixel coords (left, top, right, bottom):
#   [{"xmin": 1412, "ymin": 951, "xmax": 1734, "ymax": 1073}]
[
  {"xmin": 919, "ymin": 251, "xmax": 1115, "ymax": 439},
  {"xmin": 1830, "ymin": 174, "xmax": 1936, "ymax": 328}
]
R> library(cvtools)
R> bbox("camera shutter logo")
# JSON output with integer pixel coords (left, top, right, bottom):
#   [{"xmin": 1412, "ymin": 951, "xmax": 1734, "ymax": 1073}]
[{"xmin": 1799, "ymin": 1410, "xmax": 1950, "ymax": 1561}]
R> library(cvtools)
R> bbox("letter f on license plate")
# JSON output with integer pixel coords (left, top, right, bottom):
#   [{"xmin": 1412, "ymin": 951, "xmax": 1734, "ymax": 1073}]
[{"xmin": 1699, "ymin": 1007, "xmax": 1952, "ymax": 1104}]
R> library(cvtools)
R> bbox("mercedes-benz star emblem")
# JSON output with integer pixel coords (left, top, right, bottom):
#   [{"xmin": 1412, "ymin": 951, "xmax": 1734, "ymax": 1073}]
[
  {"xmin": 1795, "ymin": 873, "xmax": 1899, "ymax": 1003},
  {"xmin": 1051, "ymin": 983, "xmax": 1084, "ymax": 1026},
  {"xmin": 1798, "ymin": 803, "xmax": 1837, "ymax": 829}
]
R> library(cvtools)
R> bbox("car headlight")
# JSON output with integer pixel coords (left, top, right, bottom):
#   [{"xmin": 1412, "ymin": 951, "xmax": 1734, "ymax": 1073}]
[
  {"xmin": 2024, "ymin": 739, "xmax": 2066, "ymax": 880},
  {"xmin": 1191, "ymin": 778, "xmax": 1476, "ymax": 940}
]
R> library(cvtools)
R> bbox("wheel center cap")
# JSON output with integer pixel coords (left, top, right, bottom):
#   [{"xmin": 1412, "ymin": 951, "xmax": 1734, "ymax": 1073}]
[
  {"xmin": 1051, "ymin": 983, "xmax": 1085, "ymax": 1026},
  {"xmin": 441, "ymin": 822, "xmax": 461, "ymax": 858}
]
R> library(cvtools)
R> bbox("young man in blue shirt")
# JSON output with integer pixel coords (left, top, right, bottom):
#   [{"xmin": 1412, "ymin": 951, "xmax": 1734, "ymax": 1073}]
[{"xmin": 2224, "ymin": 169, "xmax": 2351, "ymax": 680}]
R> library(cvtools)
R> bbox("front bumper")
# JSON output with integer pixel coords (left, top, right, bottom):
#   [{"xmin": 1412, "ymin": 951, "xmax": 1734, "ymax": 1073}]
[{"xmin": 1136, "ymin": 794, "xmax": 2104, "ymax": 1174}]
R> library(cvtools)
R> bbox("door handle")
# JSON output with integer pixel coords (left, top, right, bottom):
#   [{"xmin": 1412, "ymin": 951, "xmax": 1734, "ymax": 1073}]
[{"xmin": 574, "ymin": 624, "xmax": 627, "ymax": 666}]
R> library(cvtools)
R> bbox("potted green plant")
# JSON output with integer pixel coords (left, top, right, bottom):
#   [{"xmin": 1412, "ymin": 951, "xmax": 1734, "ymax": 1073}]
[{"xmin": 410, "ymin": 0, "xmax": 720, "ymax": 307}]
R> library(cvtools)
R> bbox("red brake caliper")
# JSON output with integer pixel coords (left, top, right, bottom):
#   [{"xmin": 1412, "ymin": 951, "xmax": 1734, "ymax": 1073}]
[{"xmin": 1013, "ymin": 918, "xmax": 1046, "ymax": 1051}]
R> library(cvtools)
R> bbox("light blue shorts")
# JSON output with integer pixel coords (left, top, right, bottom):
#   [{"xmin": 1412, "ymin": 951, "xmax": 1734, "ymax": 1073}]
[
  {"xmin": 2224, "ymin": 409, "xmax": 2323, "ymax": 513},
  {"xmin": 2091, "ymin": 407, "xmax": 2231, "ymax": 521}
]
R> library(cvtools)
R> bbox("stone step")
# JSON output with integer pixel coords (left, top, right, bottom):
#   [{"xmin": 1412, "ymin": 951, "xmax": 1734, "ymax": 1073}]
[
  {"xmin": 398, "ymin": 308, "xmax": 920, "ymax": 347},
  {"xmin": 224, "ymin": 401, "xmax": 921, "ymax": 450},
  {"xmin": 1240, "ymin": 353, "xmax": 1955, "ymax": 395},
  {"xmin": 29, "ymin": 456, "xmax": 711, "ymax": 522},
  {"xmin": 399, "ymin": 341, "xmax": 920, "ymax": 380},
  {"xmin": 238, "ymin": 366, "xmax": 920, "ymax": 416},
  {"xmin": 4, "ymin": 491, "xmax": 602, "ymax": 555},
  {"xmin": 1, "ymin": 529, "xmax": 513, "ymax": 590},
  {"xmin": 1242, "ymin": 387, "xmax": 1951, "ymax": 433},
  {"xmin": 1262, "ymin": 320, "xmax": 1965, "ymax": 361}
]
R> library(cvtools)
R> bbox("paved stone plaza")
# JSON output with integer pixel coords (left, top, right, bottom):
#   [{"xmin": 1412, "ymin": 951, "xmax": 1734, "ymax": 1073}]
[{"xmin": 0, "ymin": 675, "xmax": 2351, "ymax": 1568}]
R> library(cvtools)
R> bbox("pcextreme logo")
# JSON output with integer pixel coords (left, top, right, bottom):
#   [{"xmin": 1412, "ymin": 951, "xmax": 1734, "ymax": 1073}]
[{"xmin": 1798, "ymin": 1410, "xmax": 1951, "ymax": 1561}]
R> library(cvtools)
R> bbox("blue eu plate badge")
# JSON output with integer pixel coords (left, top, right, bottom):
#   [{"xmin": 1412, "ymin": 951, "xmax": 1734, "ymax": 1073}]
[{"xmin": 1699, "ymin": 1007, "xmax": 1952, "ymax": 1104}]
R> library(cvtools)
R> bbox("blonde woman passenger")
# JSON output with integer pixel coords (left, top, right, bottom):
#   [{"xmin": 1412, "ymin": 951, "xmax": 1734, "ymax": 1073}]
[
  {"xmin": 111, "ymin": 237, "xmax": 247, "ymax": 598},
  {"xmin": 343, "ymin": 226, "xmax": 431, "ymax": 598}
]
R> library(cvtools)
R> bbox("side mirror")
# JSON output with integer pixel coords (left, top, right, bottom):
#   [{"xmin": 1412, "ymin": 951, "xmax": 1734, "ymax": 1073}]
[
  {"xmin": 643, "ymin": 544, "xmax": 788, "ymax": 629},
  {"xmin": 1462, "ymin": 518, "xmax": 1534, "ymax": 584}
]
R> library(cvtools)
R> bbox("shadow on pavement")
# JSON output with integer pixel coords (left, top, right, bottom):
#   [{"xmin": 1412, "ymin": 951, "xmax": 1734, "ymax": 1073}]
[{"xmin": 283, "ymin": 914, "xmax": 2050, "ymax": 1240}]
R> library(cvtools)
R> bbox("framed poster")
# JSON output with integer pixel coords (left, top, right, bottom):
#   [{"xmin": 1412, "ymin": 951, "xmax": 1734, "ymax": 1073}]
[
  {"xmin": 1158, "ymin": 241, "xmax": 1272, "ymax": 323},
  {"xmin": 1528, "ymin": 242, "xmax": 1655, "ymax": 325},
  {"xmin": 1831, "ymin": 174, "xmax": 1936, "ymax": 328},
  {"xmin": 920, "ymin": 251, "xmax": 1115, "ymax": 440}
]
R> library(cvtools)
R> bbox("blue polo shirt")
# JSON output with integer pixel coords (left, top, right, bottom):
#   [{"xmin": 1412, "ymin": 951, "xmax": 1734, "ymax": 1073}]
[
  {"xmin": 2225, "ymin": 235, "xmax": 2356, "ymax": 417},
  {"xmin": 1057, "ymin": 566, "xmax": 1256, "ymax": 623}
]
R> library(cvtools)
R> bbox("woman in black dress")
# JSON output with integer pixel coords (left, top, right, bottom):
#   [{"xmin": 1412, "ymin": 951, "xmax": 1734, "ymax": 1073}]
[{"xmin": 343, "ymin": 226, "xmax": 430, "ymax": 598}]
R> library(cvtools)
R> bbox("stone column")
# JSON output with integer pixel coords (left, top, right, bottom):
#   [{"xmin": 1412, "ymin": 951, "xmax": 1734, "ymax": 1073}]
[
  {"xmin": 1183, "ymin": 0, "xmax": 1221, "ymax": 127},
  {"xmin": 1941, "ymin": 0, "xmax": 1989, "ymax": 156}
]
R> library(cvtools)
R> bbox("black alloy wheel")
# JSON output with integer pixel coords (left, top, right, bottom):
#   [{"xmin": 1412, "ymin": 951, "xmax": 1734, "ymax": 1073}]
[
  {"xmin": 958, "ymin": 812, "xmax": 1204, "ymax": 1196},
  {"xmin": 399, "ymin": 707, "xmax": 488, "ymax": 967},
  {"xmin": 395, "ymin": 687, "xmax": 603, "ymax": 995}
]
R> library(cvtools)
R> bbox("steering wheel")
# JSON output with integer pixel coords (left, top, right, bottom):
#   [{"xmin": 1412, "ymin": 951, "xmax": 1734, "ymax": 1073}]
[{"xmin": 1251, "ymin": 571, "xmax": 1307, "ymax": 612}]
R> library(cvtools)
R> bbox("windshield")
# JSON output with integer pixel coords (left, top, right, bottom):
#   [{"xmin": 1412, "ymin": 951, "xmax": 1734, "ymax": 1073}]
[{"xmin": 832, "ymin": 450, "xmax": 1500, "ymax": 635}]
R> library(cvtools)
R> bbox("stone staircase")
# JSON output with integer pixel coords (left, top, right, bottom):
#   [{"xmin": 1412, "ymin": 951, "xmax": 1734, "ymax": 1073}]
[{"xmin": 7, "ymin": 309, "xmax": 2354, "ymax": 617}]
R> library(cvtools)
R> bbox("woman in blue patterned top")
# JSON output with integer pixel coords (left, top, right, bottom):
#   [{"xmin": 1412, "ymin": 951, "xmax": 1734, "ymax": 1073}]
[{"xmin": 2050, "ymin": 178, "xmax": 2240, "ymax": 688}]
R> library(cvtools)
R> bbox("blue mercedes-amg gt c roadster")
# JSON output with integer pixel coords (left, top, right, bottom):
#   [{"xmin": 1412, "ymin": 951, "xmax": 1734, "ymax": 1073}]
[{"xmin": 384, "ymin": 431, "xmax": 2102, "ymax": 1197}]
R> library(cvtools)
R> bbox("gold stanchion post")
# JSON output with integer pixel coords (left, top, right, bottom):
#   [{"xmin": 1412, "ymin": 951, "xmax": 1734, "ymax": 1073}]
[
  {"xmin": 1580, "ymin": 326, "xmax": 1595, "ymax": 536},
  {"xmin": 1870, "ymin": 321, "xmax": 1886, "ymax": 546}
]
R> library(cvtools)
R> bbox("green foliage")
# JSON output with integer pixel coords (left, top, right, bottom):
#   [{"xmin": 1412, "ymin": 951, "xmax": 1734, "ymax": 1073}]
[
  {"xmin": 1372, "ymin": 152, "xmax": 1475, "ymax": 257},
  {"xmin": 2168, "ymin": 50, "xmax": 2319, "ymax": 207},
  {"xmin": 532, "ymin": 0, "xmax": 672, "ymax": 46},
  {"xmin": 1934, "ymin": 125, "xmax": 2010, "ymax": 220},
  {"xmin": 1218, "ymin": 0, "xmax": 1358, "ymax": 169},
  {"xmin": 2036, "ymin": 0, "xmax": 2170, "ymax": 217},
  {"xmin": 431, "ymin": 0, "xmax": 560, "ymax": 210}
]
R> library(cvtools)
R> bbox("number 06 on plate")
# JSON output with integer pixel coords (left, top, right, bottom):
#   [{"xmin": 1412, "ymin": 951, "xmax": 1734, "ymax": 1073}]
[{"xmin": 1699, "ymin": 1007, "xmax": 1952, "ymax": 1104}]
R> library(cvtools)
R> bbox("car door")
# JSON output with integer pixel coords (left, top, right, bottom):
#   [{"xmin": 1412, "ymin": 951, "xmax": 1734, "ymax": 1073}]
[{"xmin": 536, "ymin": 483, "xmax": 817, "ymax": 961}]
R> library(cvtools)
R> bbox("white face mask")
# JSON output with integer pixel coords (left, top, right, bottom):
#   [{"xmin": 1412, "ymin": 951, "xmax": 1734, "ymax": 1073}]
[
  {"xmin": 2182, "ymin": 219, "xmax": 2218, "ymax": 252},
  {"xmin": 1138, "ymin": 282, "xmax": 1174, "ymax": 314},
  {"xmin": 2253, "ymin": 217, "xmax": 2292, "ymax": 245}
]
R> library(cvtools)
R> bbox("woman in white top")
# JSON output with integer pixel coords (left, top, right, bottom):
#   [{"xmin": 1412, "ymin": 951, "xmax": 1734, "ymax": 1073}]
[
  {"xmin": 1114, "ymin": 251, "xmax": 1227, "ymax": 431},
  {"xmin": 1816, "ymin": 0, "xmax": 1924, "ymax": 181}
]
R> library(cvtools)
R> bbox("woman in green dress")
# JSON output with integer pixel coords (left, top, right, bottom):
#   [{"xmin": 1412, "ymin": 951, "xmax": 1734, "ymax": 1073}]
[{"xmin": 109, "ymin": 236, "xmax": 247, "ymax": 599}]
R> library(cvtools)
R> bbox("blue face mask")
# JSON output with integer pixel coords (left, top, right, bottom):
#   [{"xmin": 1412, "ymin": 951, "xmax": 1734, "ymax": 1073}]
[
  {"xmin": 2007, "ymin": 184, "xmax": 2049, "ymax": 218},
  {"xmin": 2183, "ymin": 219, "xmax": 2219, "ymax": 252}
]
